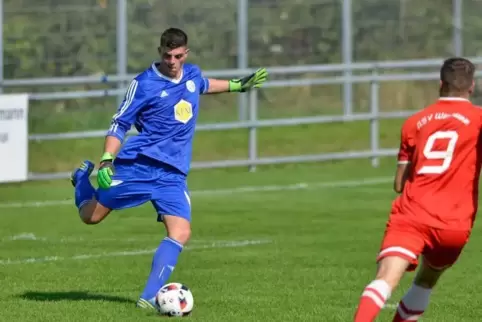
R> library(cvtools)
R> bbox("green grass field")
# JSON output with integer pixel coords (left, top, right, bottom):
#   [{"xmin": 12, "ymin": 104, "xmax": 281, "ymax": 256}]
[
  {"xmin": 2, "ymin": 80, "xmax": 478, "ymax": 321},
  {"xmin": 2, "ymin": 159, "xmax": 482, "ymax": 321}
]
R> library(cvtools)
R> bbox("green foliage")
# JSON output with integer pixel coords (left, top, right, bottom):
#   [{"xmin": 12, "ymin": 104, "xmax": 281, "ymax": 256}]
[{"xmin": 6, "ymin": 0, "xmax": 482, "ymax": 80}]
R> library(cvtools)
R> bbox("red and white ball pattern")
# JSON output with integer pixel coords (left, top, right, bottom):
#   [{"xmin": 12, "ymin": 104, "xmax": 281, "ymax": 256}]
[{"xmin": 156, "ymin": 283, "xmax": 194, "ymax": 317}]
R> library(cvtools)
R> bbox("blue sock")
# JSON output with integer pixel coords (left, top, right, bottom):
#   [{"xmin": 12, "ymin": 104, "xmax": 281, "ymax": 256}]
[
  {"xmin": 141, "ymin": 237, "xmax": 183, "ymax": 300},
  {"xmin": 74, "ymin": 178, "xmax": 95, "ymax": 209}
]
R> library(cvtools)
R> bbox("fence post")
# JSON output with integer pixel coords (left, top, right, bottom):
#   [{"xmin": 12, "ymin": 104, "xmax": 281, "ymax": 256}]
[
  {"xmin": 0, "ymin": 0, "xmax": 3, "ymax": 94},
  {"xmin": 341, "ymin": 0, "xmax": 353, "ymax": 115},
  {"xmin": 452, "ymin": 0, "xmax": 463, "ymax": 56},
  {"xmin": 237, "ymin": 0, "xmax": 249, "ymax": 121},
  {"xmin": 116, "ymin": 0, "xmax": 128, "ymax": 106},
  {"xmin": 248, "ymin": 88, "xmax": 258, "ymax": 172},
  {"xmin": 370, "ymin": 68, "xmax": 380, "ymax": 168}
]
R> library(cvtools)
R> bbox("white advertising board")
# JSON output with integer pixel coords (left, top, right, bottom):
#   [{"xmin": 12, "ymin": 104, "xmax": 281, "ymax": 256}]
[{"xmin": 0, "ymin": 94, "xmax": 29, "ymax": 183}]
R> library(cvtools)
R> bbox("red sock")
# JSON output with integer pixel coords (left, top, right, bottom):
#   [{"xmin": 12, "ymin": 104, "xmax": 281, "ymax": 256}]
[{"xmin": 354, "ymin": 280, "xmax": 392, "ymax": 322}]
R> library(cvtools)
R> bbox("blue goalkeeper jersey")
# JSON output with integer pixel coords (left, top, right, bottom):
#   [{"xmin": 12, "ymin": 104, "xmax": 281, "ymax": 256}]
[{"xmin": 106, "ymin": 62, "xmax": 210, "ymax": 175}]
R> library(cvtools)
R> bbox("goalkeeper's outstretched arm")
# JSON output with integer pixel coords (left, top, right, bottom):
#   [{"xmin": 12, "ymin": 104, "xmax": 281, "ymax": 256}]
[{"xmin": 205, "ymin": 68, "xmax": 268, "ymax": 94}]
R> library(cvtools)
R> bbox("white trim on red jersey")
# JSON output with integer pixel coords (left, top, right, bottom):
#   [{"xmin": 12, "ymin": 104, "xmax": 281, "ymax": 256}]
[{"xmin": 438, "ymin": 97, "xmax": 470, "ymax": 102}]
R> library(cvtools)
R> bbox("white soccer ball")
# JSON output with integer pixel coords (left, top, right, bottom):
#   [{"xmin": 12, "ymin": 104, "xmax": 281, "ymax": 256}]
[{"xmin": 156, "ymin": 282, "xmax": 194, "ymax": 317}]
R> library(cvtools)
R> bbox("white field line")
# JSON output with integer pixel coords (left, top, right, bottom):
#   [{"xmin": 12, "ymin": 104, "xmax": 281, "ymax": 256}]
[
  {"xmin": 0, "ymin": 176, "xmax": 392, "ymax": 209},
  {"xmin": 384, "ymin": 303, "xmax": 398, "ymax": 309},
  {"xmin": 0, "ymin": 239, "xmax": 271, "ymax": 265},
  {"xmin": 0, "ymin": 233, "xmax": 245, "ymax": 244}
]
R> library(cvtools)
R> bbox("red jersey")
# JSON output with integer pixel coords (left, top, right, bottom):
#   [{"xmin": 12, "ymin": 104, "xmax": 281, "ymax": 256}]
[{"xmin": 393, "ymin": 97, "xmax": 482, "ymax": 231}]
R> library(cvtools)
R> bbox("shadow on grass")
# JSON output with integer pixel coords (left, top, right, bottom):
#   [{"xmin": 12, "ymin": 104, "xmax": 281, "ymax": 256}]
[{"xmin": 17, "ymin": 291, "xmax": 134, "ymax": 304}]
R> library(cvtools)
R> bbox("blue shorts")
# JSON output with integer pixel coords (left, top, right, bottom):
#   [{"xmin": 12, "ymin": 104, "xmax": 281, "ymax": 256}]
[{"xmin": 95, "ymin": 157, "xmax": 191, "ymax": 222}]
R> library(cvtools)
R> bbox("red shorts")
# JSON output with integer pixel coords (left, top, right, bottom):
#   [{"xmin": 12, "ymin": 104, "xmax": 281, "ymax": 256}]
[{"xmin": 377, "ymin": 215, "xmax": 471, "ymax": 271}]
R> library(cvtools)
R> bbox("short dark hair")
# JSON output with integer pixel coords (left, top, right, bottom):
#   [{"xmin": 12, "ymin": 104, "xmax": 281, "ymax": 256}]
[
  {"xmin": 160, "ymin": 28, "xmax": 188, "ymax": 49},
  {"xmin": 440, "ymin": 57, "xmax": 475, "ymax": 96}
]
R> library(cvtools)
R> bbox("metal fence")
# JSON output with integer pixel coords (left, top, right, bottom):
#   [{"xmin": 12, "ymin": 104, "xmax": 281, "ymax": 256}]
[{"xmin": 1, "ymin": 0, "xmax": 480, "ymax": 180}]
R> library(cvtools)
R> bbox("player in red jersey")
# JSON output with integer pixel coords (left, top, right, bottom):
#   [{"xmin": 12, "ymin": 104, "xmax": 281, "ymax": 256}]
[{"xmin": 354, "ymin": 57, "xmax": 482, "ymax": 322}]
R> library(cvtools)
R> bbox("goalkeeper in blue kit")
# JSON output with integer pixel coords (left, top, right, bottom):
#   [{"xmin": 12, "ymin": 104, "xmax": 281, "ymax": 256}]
[{"xmin": 70, "ymin": 28, "xmax": 267, "ymax": 310}]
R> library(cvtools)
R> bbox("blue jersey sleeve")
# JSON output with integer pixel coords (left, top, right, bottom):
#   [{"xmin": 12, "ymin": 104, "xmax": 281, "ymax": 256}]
[
  {"xmin": 190, "ymin": 64, "xmax": 209, "ymax": 94},
  {"xmin": 107, "ymin": 79, "xmax": 147, "ymax": 142},
  {"xmin": 200, "ymin": 76, "xmax": 210, "ymax": 94}
]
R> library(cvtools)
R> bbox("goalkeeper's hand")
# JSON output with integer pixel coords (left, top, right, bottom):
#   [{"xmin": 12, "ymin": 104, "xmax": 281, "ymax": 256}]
[
  {"xmin": 97, "ymin": 152, "xmax": 115, "ymax": 189},
  {"xmin": 228, "ymin": 68, "xmax": 268, "ymax": 92}
]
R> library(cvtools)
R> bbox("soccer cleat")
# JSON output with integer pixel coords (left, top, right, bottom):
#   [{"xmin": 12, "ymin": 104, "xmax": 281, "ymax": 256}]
[
  {"xmin": 70, "ymin": 160, "xmax": 94, "ymax": 187},
  {"xmin": 136, "ymin": 297, "xmax": 159, "ymax": 312}
]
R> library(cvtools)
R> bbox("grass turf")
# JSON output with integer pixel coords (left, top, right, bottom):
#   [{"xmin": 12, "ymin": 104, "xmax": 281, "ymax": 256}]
[
  {"xmin": 3, "ymin": 84, "xmax": 476, "ymax": 320},
  {"xmin": 1, "ymin": 159, "xmax": 482, "ymax": 321}
]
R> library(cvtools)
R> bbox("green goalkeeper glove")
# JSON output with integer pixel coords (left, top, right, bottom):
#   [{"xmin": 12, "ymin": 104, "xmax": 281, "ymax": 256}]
[
  {"xmin": 97, "ymin": 152, "xmax": 115, "ymax": 189},
  {"xmin": 228, "ymin": 68, "xmax": 268, "ymax": 92}
]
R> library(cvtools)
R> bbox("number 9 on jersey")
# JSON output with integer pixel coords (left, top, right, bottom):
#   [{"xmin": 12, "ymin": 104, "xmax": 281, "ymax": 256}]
[{"xmin": 418, "ymin": 130, "xmax": 458, "ymax": 175}]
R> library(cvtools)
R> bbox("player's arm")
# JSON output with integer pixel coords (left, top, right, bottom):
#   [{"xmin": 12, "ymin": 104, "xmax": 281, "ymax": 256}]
[
  {"xmin": 393, "ymin": 120, "xmax": 414, "ymax": 193},
  {"xmin": 394, "ymin": 162, "xmax": 411, "ymax": 193},
  {"xmin": 97, "ymin": 79, "xmax": 146, "ymax": 189},
  {"xmin": 204, "ymin": 79, "xmax": 229, "ymax": 93},
  {"xmin": 101, "ymin": 136, "xmax": 122, "ymax": 163},
  {"xmin": 203, "ymin": 68, "xmax": 268, "ymax": 94}
]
